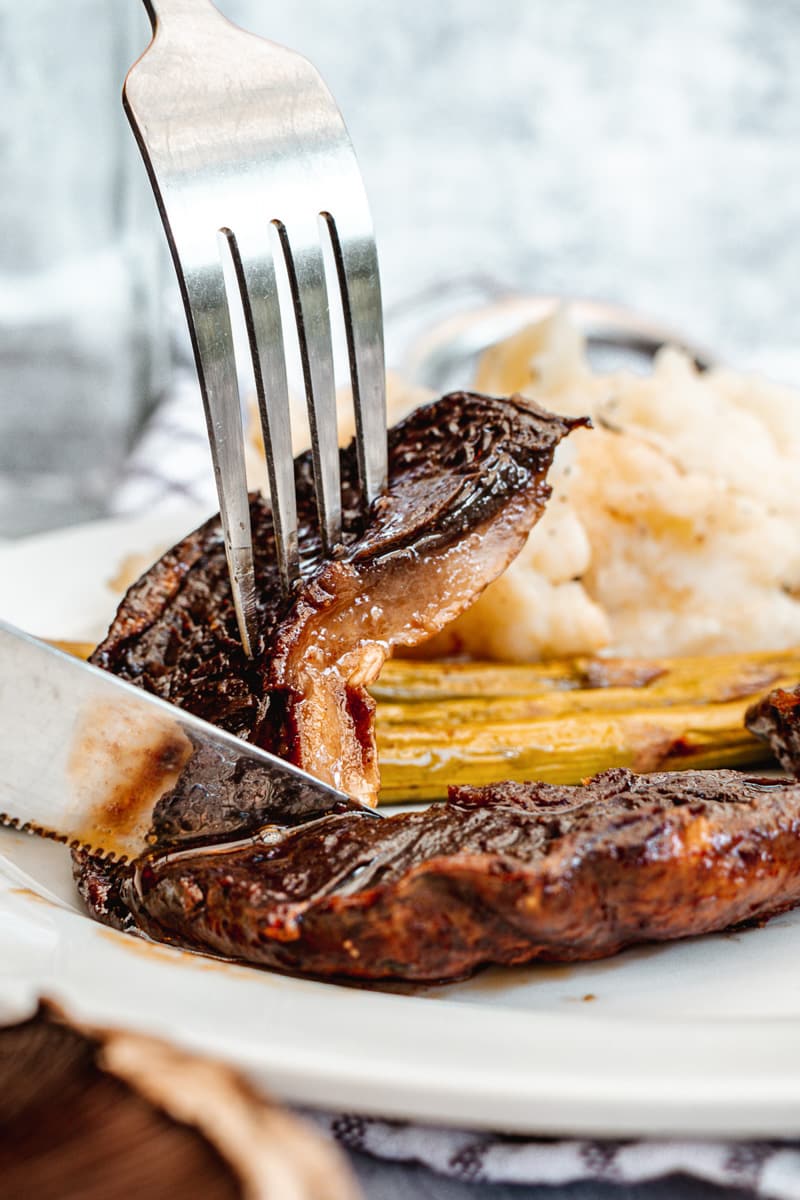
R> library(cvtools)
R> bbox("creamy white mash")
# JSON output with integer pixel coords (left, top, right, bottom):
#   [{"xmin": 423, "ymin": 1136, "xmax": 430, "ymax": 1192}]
[
  {"xmin": 247, "ymin": 309, "xmax": 800, "ymax": 662},
  {"xmin": 411, "ymin": 311, "xmax": 800, "ymax": 660}
]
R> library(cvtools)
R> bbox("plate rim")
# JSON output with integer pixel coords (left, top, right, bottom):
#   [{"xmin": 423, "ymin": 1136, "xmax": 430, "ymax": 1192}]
[
  {"xmin": 3, "ymin": 512, "xmax": 800, "ymax": 1138},
  {"xmin": 3, "ymin": 859, "xmax": 800, "ymax": 1139}
]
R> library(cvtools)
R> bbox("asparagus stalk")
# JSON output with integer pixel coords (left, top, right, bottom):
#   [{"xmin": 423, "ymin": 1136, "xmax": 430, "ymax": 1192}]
[
  {"xmin": 49, "ymin": 640, "xmax": 95, "ymax": 660},
  {"xmin": 372, "ymin": 648, "xmax": 800, "ymax": 705},
  {"xmin": 373, "ymin": 649, "xmax": 800, "ymax": 801},
  {"xmin": 376, "ymin": 659, "xmax": 800, "ymax": 727},
  {"xmin": 50, "ymin": 638, "xmax": 792, "ymax": 803},
  {"xmin": 376, "ymin": 698, "xmax": 774, "ymax": 802}
]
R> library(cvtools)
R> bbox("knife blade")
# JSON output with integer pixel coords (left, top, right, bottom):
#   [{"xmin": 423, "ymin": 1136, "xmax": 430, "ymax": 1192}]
[{"xmin": 0, "ymin": 619, "xmax": 374, "ymax": 863}]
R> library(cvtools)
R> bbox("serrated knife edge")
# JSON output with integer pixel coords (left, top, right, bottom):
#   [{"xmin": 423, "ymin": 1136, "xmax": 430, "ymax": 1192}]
[{"xmin": 0, "ymin": 619, "xmax": 374, "ymax": 863}]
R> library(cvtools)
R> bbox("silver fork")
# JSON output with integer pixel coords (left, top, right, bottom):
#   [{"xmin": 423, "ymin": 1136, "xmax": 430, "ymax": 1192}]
[{"xmin": 125, "ymin": 0, "xmax": 387, "ymax": 655}]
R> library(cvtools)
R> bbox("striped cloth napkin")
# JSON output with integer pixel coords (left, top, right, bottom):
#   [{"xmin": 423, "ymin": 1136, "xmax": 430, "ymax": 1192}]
[{"xmin": 309, "ymin": 1116, "xmax": 800, "ymax": 1197}]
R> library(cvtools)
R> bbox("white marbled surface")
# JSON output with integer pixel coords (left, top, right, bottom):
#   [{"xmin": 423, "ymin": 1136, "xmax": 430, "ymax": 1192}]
[
  {"xmin": 221, "ymin": 0, "xmax": 800, "ymax": 381},
  {"xmin": 2, "ymin": 0, "xmax": 800, "ymax": 535}
]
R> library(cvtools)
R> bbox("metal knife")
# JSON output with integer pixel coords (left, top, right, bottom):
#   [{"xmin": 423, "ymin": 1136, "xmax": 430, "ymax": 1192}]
[{"xmin": 0, "ymin": 619, "xmax": 374, "ymax": 863}]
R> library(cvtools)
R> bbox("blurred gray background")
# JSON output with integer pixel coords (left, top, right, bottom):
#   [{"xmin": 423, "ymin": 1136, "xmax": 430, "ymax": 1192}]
[
  {"xmin": 1, "ymin": 0, "xmax": 799, "ymax": 533},
  {"xmin": 223, "ymin": 0, "xmax": 800, "ymax": 376}
]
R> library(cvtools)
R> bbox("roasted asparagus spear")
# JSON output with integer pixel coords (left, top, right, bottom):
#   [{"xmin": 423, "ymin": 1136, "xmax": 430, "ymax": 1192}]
[{"xmin": 52, "ymin": 640, "xmax": 794, "ymax": 802}]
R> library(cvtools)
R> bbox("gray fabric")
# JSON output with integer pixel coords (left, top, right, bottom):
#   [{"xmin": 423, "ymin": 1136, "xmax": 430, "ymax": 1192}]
[{"xmin": 308, "ymin": 1114, "xmax": 794, "ymax": 1198}]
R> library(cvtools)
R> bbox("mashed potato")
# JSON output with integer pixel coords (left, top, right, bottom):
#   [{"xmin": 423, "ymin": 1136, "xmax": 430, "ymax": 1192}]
[
  {"xmin": 247, "ymin": 310, "xmax": 800, "ymax": 662},
  {"xmin": 425, "ymin": 310, "xmax": 800, "ymax": 660}
]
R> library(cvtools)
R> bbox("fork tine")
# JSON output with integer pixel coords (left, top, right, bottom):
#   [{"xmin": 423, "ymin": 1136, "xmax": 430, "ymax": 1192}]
[
  {"xmin": 323, "ymin": 213, "xmax": 388, "ymax": 506},
  {"xmin": 223, "ymin": 229, "xmax": 300, "ymax": 596},
  {"xmin": 181, "ymin": 258, "xmax": 257, "ymax": 656},
  {"xmin": 125, "ymin": 0, "xmax": 388, "ymax": 650},
  {"xmin": 275, "ymin": 217, "xmax": 342, "ymax": 555}
]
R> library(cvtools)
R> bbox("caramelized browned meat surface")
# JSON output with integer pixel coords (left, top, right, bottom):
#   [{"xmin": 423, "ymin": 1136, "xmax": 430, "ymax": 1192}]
[
  {"xmin": 76, "ymin": 769, "xmax": 800, "ymax": 981},
  {"xmin": 91, "ymin": 392, "xmax": 581, "ymax": 804},
  {"xmin": 746, "ymin": 686, "xmax": 800, "ymax": 776},
  {"xmin": 79, "ymin": 390, "xmax": 800, "ymax": 983}
]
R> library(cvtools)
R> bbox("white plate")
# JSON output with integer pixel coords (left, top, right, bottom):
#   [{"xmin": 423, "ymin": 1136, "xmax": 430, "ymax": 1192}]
[
  {"xmin": 0, "ymin": 505, "xmax": 210, "ymax": 642},
  {"xmin": 2, "ymin": 514, "xmax": 800, "ymax": 1138}
]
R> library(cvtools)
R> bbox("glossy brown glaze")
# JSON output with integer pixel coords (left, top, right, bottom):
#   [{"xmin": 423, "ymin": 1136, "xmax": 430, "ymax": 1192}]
[
  {"xmin": 77, "ymin": 768, "xmax": 800, "ymax": 982},
  {"xmin": 746, "ymin": 685, "xmax": 800, "ymax": 776},
  {"xmin": 77, "ymin": 391, "xmax": 800, "ymax": 981},
  {"xmin": 91, "ymin": 392, "xmax": 582, "ymax": 804}
]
